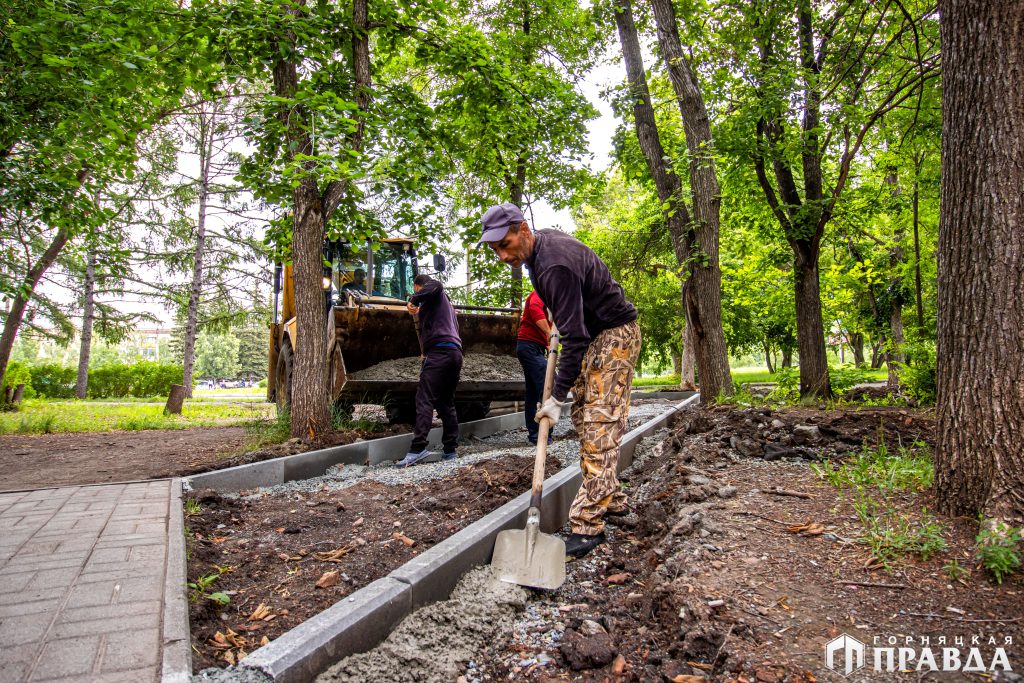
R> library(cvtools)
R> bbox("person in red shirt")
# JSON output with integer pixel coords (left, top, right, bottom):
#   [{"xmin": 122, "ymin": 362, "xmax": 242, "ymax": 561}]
[{"xmin": 517, "ymin": 289, "xmax": 553, "ymax": 445}]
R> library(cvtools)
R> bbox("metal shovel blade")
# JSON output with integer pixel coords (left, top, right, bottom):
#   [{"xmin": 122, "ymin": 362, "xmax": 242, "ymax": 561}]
[{"xmin": 491, "ymin": 512, "xmax": 566, "ymax": 590}]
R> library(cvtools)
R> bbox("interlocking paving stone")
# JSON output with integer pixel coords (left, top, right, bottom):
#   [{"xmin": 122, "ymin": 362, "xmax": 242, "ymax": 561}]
[{"xmin": 0, "ymin": 481, "xmax": 177, "ymax": 683}]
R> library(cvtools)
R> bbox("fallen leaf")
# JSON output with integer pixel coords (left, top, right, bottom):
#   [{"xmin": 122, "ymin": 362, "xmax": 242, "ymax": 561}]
[
  {"xmin": 249, "ymin": 603, "xmax": 271, "ymax": 621},
  {"xmin": 275, "ymin": 527, "xmax": 285, "ymax": 533},
  {"xmin": 211, "ymin": 537, "xmax": 228, "ymax": 544},
  {"xmin": 392, "ymin": 532, "xmax": 416, "ymax": 547},
  {"xmin": 672, "ymin": 675, "xmax": 707, "ymax": 682},
  {"xmin": 260, "ymin": 636, "xmax": 270, "ymax": 647},
  {"xmin": 209, "ymin": 632, "xmax": 230, "ymax": 649},
  {"xmin": 314, "ymin": 545, "xmax": 355, "ymax": 562},
  {"xmin": 237, "ymin": 648, "xmax": 248, "ymax": 661},
  {"xmin": 607, "ymin": 573, "xmax": 631, "ymax": 585},
  {"xmin": 786, "ymin": 521, "xmax": 826, "ymax": 536},
  {"xmin": 316, "ymin": 571, "xmax": 340, "ymax": 589},
  {"xmin": 224, "ymin": 650, "xmax": 236, "ymax": 665}
]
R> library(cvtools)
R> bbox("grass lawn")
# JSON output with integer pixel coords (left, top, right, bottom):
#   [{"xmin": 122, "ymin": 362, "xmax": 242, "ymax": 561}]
[
  {"xmin": 634, "ymin": 366, "xmax": 888, "ymax": 388},
  {"xmin": 0, "ymin": 399, "xmax": 275, "ymax": 436}
]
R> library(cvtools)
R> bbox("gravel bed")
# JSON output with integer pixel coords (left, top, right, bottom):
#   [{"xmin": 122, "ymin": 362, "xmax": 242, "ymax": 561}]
[
  {"xmin": 234, "ymin": 401, "xmax": 676, "ymax": 499},
  {"xmin": 349, "ymin": 353, "xmax": 524, "ymax": 381}
]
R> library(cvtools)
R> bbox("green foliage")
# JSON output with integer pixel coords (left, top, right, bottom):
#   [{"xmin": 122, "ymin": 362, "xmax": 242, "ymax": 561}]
[
  {"xmin": 244, "ymin": 409, "xmax": 292, "ymax": 451},
  {"xmin": 943, "ymin": 559, "xmax": 969, "ymax": 583},
  {"xmin": 0, "ymin": 400, "xmax": 272, "ymax": 435},
  {"xmin": 87, "ymin": 362, "xmax": 183, "ymax": 398},
  {"xmin": 184, "ymin": 499, "xmax": 203, "ymax": 517},
  {"xmin": 901, "ymin": 340, "xmax": 937, "ymax": 405},
  {"xmin": 2, "ymin": 361, "xmax": 37, "ymax": 399},
  {"xmin": 27, "ymin": 364, "xmax": 78, "ymax": 399},
  {"xmin": 829, "ymin": 365, "xmax": 881, "ymax": 394},
  {"xmin": 812, "ymin": 435, "xmax": 933, "ymax": 493},
  {"xmin": 853, "ymin": 495, "xmax": 947, "ymax": 569},
  {"xmin": 194, "ymin": 332, "xmax": 240, "ymax": 380},
  {"xmin": 976, "ymin": 523, "xmax": 1023, "ymax": 585}
]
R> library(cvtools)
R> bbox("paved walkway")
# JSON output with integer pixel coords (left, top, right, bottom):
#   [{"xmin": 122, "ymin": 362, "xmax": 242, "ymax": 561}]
[{"xmin": 0, "ymin": 480, "xmax": 185, "ymax": 682}]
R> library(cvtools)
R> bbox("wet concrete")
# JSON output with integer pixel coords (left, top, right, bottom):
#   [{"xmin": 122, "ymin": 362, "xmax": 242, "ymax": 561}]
[{"xmin": 315, "ymin": 567, "xmax": 527, "ymax": 683}]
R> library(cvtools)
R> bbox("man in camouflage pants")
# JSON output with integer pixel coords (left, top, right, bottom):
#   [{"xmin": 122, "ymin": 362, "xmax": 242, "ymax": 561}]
[{"xmin": 481, "ymin": 203, "xmax": 641, "ymax": 558}]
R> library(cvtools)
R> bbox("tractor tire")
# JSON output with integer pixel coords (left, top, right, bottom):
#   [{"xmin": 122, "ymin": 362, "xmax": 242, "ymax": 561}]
[{"xmin": 275, "ymin": 339, "xmax": 294, "ymax": 414}]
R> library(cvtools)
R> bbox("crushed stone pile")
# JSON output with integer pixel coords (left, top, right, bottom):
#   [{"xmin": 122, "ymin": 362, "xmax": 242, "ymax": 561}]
[
  {"xmin": 316, "ymin": 567, "xmax": 527, "ymax": 683},
  {"xmin": 349, "ymin": 353, "xmax": 524, "ymax": 382}
]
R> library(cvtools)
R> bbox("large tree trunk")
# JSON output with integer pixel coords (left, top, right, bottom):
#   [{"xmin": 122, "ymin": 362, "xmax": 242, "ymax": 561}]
[
  {"xmin": 935, "ymin": 0, "xmax": 1024, "ymax": 524},
  {"xmin": 793, "ymin": 240, "xmax": 831, "ymax": 396},
  {"xmin": 75, "ymin": 248, "xmax": 96, "ymax": 398},
  {"xmin": 182, "ymin": 103, "xmax": 214, "ymax": 399},
  {"xmin": 649, "ymin": 0, "xmax": 732, "ymax": 398},
  {"xmin": 764, "ymin": 342, "xmax": 775, "ymax": 374},
  {"xmin": 0, "ymin": 166, "xmax": 89, "ymax": 389}
]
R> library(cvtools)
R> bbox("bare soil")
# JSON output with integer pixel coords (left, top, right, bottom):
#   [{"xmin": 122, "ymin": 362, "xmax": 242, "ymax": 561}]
[
  {"xmin": 473, "ymin": 405, "xmax": 1024, "ymax": 682},
  {"xmin": 0, "ymin": 423, "xmax": 408, "ymax": 492},
  {"xmin": 185, "ymin": 454, "xmax": 562, "ymax": 671}
]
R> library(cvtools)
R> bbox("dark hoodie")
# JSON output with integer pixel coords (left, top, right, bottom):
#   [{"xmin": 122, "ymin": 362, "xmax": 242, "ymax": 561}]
[
  {"xmin": 409, "ymin": 278, "xmax": 462, "ymax": 351},
  {"xmin": 524, "ymin": 229, "xmax": 637, "ymax": 402}
]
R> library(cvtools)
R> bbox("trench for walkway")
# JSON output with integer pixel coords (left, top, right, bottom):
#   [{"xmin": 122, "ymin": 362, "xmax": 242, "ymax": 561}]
[{"xmin": 165, "ymin": 392, "xmax": 697, "ymax": 682}]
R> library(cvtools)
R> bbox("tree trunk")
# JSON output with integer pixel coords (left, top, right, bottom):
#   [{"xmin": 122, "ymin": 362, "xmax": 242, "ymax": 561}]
[
  {"xmin": 849, "ymin": 332, "xmax": 865, "ymax": 367},
  {"xmin": 75, "ymin": 248, "xmax": 96, "ymax": 399},
  {"xmin": 793, "ymin": 240, "xmax": 831, "ymax": 397},
  {"xmin": 913, "ymin": 156, "xmax": 926, "ymax": 331},
  {"xmin": 870, "ymin": 341, "xmax": 885, "ymax": 369},
  {"xmin": 0, "ymin": 170, "xmax": 88, "ymax": 390},
  {"xmin": 935, "ymin": 0, "xmax": 1024, "ymax": 523},
  {"xmin": 681, "ymin": 317, "xmax": 696, "ymax": 390},
  {"xmin": 164, "ymin": 384, "xmax": 186, "ymax": 415},
  {"xmin": 781, "ymin": 345, "xmax": 793, "ymax": 369},
  {"xmin": 649, "ymin": 0, "xmax": 733, "ymax": 399},
  {"xmin": 764, "ymin": 342, "xmax": 775, "ymax": 374},
  {"xmin": 182, "ymin": 103, "xmax": 214, "ymax": 399}
]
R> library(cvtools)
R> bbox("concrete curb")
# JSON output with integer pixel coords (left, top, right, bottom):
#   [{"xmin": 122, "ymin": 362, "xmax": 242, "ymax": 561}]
[
  {"xmin": 234, "ymin": 394, "xmax": 699, "ymax": 681},
  {"xmin": 161, "ymin": 478, "xmax": 192, "ymax": 683},
  {"xmin": 185, "ymin": 411, "xmax": 531, "ymax": 492}
]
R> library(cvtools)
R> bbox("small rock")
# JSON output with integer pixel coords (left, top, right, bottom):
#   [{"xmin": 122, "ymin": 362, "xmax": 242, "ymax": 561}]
[
  {"xmin": 734, "ymin": 438, "xmax": 763, "ymax": 458},
  {"xmin": 315, "ymin": 571, "xmax": 340, "ymax": 589},
  {"xmin": 687, "ymin": 474, "xmax": 711, "ymax": 486},
  {"xmin": 560, "ymin": 629, "xmax": 616, "ymax": 670},
  {"xmin": 578, "ymin": 619, "xmax": 607, "ymax": 636},
  {"xmin": 612, "ymin": 654, "xmax": 626, "ymax": 675},
  {"xmin": 771, "ymin": 419, "xmax": 785, "ymax": 429},
  {"xmin": 792, "ymin": 424, "xmax": 821, "ymax": 443},
  {"xmin": 717, "ymin": 485, "xmax": 737, "ymax": 499},
  {"xmin": 607, "ymin": 573, "xmax": 631, "ymax": 585}
]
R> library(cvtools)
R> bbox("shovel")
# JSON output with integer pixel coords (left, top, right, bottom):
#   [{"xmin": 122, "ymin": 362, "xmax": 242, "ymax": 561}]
[{"xmin": 491, "ymin": 324, "xmax": 566, "ymax": 589}]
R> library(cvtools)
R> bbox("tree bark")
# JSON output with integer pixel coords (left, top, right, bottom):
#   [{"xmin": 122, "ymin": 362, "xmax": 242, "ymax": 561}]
[
  {"xmin": 935, "ymin": 0, "xmax": 1024, "ymax": 523},
  {"xmin": 681, "ymin": 317, "xmax": 696, "ymax": 390},
  {"xmin": 649, "ymin": 0, "xmax": 732, "ymax": 398},
  {"xmin": 182, "ymin": 102, "xmax": 214, "ymax": 399},
  {"xmin": 615, "ymin": 0, "xmax": 721, "ymax": 405},
  {"xmin": 164, "ymin": 384, "xmax": 186, "ymax": 415},
  {"xmin": 793, "ymin": 241, "xmax": 831, "ymax": 396},
  {"xmin": 764, "ymin": 342, "xmax": 775, "ymax": 374},
  {"xmin": 75, "ymin": 248, "xmax": 97, "ymax": 399}
]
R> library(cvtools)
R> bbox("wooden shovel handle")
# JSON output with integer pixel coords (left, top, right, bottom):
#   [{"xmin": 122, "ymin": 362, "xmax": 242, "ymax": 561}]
[{"xmin": 530, "ymin": 323, "xmax": 559, "ymax": 508}]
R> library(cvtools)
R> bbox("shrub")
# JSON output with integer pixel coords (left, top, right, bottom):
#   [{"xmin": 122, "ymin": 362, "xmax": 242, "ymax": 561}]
[
  {"xmin": 29, "ymin": 363, "xmax": 77, "ymax": 398},
  {"xmin": 2, "ymin": 361, "xmax": 37, "ymax": 399},
  {"xmin": 88, "ymin": 362, "xmax": 184, "ymax": 398},
  {"xmin": 829, "ymin": 364, "xmax": 877, "ymax": 394},
  {"xmin": 901, "ymin": 340, "xmax": 937, "ymax": 405}
]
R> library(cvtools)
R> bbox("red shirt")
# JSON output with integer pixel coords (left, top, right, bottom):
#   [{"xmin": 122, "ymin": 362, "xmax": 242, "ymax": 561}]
[{"xmin": 517, "ymin": 290, "xmax": 550, "ymax": 346}]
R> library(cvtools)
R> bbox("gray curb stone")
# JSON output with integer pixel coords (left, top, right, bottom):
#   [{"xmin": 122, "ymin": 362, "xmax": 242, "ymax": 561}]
[{"xmin": 162, "ymin": 477, "xmax": 192, "ymax": 683}]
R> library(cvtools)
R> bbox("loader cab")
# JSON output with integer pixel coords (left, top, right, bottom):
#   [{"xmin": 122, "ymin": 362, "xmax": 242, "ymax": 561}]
[{"xmin": 325, "ymin": 238, "xmax": 419, "ymax": 305}]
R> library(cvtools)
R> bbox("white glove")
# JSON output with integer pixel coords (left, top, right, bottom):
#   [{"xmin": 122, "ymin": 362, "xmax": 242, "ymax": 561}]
[{"xmin": 535, "ymin": 396, "xmax": 564, "ymax": 425}]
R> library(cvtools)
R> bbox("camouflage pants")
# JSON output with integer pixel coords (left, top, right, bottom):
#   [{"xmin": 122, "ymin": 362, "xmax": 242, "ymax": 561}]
[{"xmin": 568, "ymin": 320, "xmax": 642, "ymax": 535}]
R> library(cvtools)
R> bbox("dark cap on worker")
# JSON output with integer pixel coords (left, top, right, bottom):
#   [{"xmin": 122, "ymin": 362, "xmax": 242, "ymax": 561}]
[{"xmin": 479, "ymin": 203, "xmax": 526, "ymax": 243}]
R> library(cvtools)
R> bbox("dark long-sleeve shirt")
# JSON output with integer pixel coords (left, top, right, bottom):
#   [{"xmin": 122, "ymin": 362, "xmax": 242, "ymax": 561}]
[
  {"xmin": 409, "ymin": 279, "xmax": 461, "ymax": 351},
  {"xmin": 525, "ymin": 229, "xmax": 637, "ymax": 401}
]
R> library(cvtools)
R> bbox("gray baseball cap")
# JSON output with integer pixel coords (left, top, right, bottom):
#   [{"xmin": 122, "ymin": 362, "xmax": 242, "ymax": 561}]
[{"xmin": 479, "ymin": 203, "xmax": 526, "ymax": 243}]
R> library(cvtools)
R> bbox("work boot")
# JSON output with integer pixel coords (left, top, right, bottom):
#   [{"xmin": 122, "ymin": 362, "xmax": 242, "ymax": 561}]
[
  {"xmin": 604, "ymin": 506, "xmax": 639, "ymax": 528},
  {"xmin": 442, "ymin": 451, "xmax": 457, "ymax": 461},
  {"xmin": 396, "ymin": 448, "xmax": 430, "ymax": 468},
  {"xmin": 564, "ymin": 531, "xmax": 606, "ymax": 558}
]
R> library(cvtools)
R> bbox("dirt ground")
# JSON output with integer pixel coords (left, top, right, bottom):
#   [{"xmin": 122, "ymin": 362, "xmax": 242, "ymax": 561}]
[
  {"xmin": 0, "ymin": 421, "xmax": 410, "ymax": 492},
  {"xmin": 184, "ymin": 454, "xmax": 562, "ymax": 671},
  {"xmin": 469, "ymin": 405, "xmax": 1024, "ymax": 682}
]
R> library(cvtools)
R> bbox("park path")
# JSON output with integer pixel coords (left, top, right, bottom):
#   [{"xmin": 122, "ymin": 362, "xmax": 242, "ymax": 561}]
[{"xmin": 0, "ymin": 480, "xmax": 188, "ymax": 682}]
